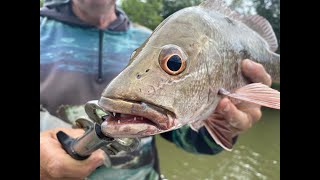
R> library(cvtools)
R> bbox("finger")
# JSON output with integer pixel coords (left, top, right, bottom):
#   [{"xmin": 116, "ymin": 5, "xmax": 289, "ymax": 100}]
[
  {"xmin": 41, "ymin": 167, "xmax": 82, "ymax": 180},
  {"xmin": 215, "ymin": 98, "xmax": 240, "ymax": 133},
  {"xmin": 41, "ymin": 129, "xmax": 105, "ymax": 178},
  {"xmin": 210, "ymin": 112, "xmax": 242, "ymax": 135},
  {"xmin": 219, "ymin": 98, "xmax": 251, "ymax": 131},
  {"xmin": 241, "ymin": 59, "xmax": 272, "ymax": 86},
  {"xmin": 235, "ymin": 102, "xmax": 262, "ymax": 124},
  {"xmin": 46, "ymin": 149, "xmax": 106, "ymax": 178},
  {"xmin": 62, "ymin": 149, "xmax": 106, "ymax": 178},
  {"xmin": 218, "ymin": 98, "xmax": 260, "ymax": 131}
]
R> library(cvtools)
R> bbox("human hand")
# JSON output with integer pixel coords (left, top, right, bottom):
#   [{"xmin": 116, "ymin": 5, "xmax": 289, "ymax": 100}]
[
  {"xmin": 215, "ymin": 59, "xmax": 272, "ymax": 135},
  {"xmin": 40, "ymin": 128, "xmax": 106, "ymax": 180}
]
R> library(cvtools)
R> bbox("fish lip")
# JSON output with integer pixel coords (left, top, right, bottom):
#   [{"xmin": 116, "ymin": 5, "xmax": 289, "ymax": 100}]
[{"xmin": 98, "ymin": 97, "xmax": 176, "ymax": 130}]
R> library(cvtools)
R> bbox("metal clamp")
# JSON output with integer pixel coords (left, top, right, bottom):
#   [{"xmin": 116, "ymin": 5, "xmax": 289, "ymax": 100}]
[{"xmin": 56, "ymin": 101, "xmax": 140, "ymax": 160}]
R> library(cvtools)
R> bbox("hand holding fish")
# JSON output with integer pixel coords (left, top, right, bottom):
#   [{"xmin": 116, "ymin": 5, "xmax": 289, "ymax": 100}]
[
  {"xmin": 40, "ymin": 128, "xmax": 105, "ymax": 180},
  {"xmin": 214, "ymin": 59, "xmax": 272, "ymax": 137}
]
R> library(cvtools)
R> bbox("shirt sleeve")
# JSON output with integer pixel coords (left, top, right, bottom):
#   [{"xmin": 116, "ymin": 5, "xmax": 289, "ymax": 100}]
[{"xmin": 160, "ymin": 125, "xmax": 232, "ymax": 155}]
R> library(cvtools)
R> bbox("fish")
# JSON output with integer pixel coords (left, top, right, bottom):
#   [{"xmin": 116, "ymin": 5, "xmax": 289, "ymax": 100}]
[{"xmin": 98, "ymin": 0, "xmax": 280, "ymax": 151}]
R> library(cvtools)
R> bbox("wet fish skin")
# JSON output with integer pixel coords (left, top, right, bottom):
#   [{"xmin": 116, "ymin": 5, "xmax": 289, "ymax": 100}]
[{"xmin": 98, "ymin": 0, "xmax": 280, "ymax": 151}]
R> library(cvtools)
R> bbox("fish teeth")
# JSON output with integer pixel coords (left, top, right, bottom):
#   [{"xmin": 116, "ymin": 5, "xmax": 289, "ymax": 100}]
[
  {"xmin": 134, "ymin": 117, "xmax": 137, "ymax": 121},
  {"xmin": 113, "ymin": 112, "xmax": 116, "ymax": 116},
  {"xmin": 118, "ymin": 120, "xmax": 120, "ymax": 124}
]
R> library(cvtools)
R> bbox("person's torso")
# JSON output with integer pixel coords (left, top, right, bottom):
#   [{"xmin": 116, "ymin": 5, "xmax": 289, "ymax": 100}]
[
  {"xmin": 40, "ymin": 17, "xmax": 151, "ymax": 118},
  {"xmin": 40, "ymin": 10, "xmax": 160, "ymax": 179}
]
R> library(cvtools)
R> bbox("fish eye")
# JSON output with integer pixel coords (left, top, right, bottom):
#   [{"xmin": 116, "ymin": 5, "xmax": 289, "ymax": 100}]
[
  {"xmin": 167, "ymin": 55, "xmax": 182, "ymax": 71},
  {"xmin": 159, "ymin": 45, "xmax": 187, "ymax": 75}
]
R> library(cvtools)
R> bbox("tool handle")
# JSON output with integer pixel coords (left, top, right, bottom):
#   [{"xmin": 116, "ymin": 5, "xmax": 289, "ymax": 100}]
[
  {"xmin": 57, "ymin": 123, "xmax": 112, "ymax": 160},
  {"xmin": 56, "ymin": 131, "xmax": 90, "ymax": 160}
]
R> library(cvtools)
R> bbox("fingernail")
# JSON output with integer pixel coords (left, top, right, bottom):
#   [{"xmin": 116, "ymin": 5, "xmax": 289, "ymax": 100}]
[
  {"xmin": 223, "ymin": 103, "xmax": 230, "ymax": 112},
  {"xmin": 246, "ymin": 60, "xmax": 253, "ymax": 71},
  {"xmin": 229, "ymin": 119, "xmax": 239, "ymax": 127}
]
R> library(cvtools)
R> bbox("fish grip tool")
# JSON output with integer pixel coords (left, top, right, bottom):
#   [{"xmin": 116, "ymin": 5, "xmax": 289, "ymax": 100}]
[{"xmin": 56, "ymin": 100, "xmax": 141, "ymax": 160}]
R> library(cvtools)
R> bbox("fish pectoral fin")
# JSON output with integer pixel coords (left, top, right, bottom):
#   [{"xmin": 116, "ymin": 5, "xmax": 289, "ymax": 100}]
[
  {"xmin": 219, "ymin": 83, "xmax": 280, "ymax": 109},
  {"xmin": 203, "ymin": 114, "xmax": 234, "ymax": 151}
]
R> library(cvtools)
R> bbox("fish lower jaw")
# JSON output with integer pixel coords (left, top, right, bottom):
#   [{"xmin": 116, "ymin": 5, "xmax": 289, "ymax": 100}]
[
  {"xmin": 103, "ymin": 113, "xmax": 159, "ymax": 127},
  {"xmin": 101, "ymin": 121, "xmax": 161, "ymax": 138},
  {"xmin": 99, "ymin": 112, "xmax": 172, "ymax": 137},
  {"xmin": 98, "ymin": 97, "xmax": 177, "ymax": 135}
]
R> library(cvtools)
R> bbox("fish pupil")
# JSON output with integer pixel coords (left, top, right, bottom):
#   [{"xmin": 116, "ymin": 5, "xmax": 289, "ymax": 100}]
[{"xmin": 167, "ymin": 55, "xmax": 181, "ymax": 71}]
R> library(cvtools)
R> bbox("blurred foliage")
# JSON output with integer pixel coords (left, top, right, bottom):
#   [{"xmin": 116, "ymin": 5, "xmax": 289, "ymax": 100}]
[
  {"xmin": 120, "ymin": 0, "xmax": 279, "ymax": 53},
  {"xmin": 272, "ymin": 82, "xmax": 280, "ymax": 91},
  {"xmin": 40, "ymin": 0, "xmax": 279, "ymax": 53},
  {"xmin": 161, "ymin": 0, "xmax": 204, "ymax": 19},
  {"xmin": 121, "ymin": 0, "xmax": 204, "ymax": 30},
  {"xmin": 121, "ymin": 0, "xmax": 163, "ymax": 30}
]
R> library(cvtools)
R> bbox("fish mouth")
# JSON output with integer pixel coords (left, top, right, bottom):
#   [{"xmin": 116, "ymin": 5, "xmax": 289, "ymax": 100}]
[{"xmin": 98, "ymin": 97, "xmax": 177, "ymax": 138}]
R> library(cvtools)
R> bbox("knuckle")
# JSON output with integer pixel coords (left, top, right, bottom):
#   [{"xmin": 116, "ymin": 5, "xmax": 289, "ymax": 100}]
[
  {"xmin": 92, "ymin": 153, "xmax": 104, "ymax": 164},
  {"xmin": 241, "ymin": 114, "xmax": 253, "ymax": 130},
  {"xmin": 242, "ymin": 120, "xmax": 252, "ymax": 131},
  {"xmin": 266, "ymin": 74, "xmax": 272, "ymax": 86},
  {"xmin": 252, "ymin": 110, "xmax": 262, "ymax": 122},
  {"xmin": 97, "ymin": 153, "xmax": 105, "ymax": 162}
]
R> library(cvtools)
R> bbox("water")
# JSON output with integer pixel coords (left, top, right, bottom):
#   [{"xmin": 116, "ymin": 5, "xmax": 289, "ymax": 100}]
[{"xmin": 156, "ymin": 108, "xmax": 280, "ymax": 180}]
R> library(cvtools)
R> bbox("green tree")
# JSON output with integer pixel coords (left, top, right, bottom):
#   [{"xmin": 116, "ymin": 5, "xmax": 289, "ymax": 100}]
[
  {"xmin": 121, "ymin": 0, "xmax": 163, "ymax": 30},
  {"xmin": 161, "ymin": 0, "xmax": 204, "ymax": 19},
  {"xmin": 160, "ymin": 0, "xmax": 280, "ymax": 53}
]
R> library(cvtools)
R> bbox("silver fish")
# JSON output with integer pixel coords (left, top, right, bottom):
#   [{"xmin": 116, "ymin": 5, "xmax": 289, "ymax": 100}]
[{"xmin": 98, "ymin": 0, "xmax": 280, "ymax": 151}]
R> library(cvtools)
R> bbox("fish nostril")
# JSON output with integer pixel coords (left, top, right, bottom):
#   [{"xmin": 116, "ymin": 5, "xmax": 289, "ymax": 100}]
[
  {"xmin": 137, "ymin": 74, "xmax": 141, "ymax": 79},
  {"xmin": 145, "ymin": 69, "xmax": 150, "ymax": 72},
  {"xmin": 225, "ymin": 17, "xmax": 234, "ymax": 25}
]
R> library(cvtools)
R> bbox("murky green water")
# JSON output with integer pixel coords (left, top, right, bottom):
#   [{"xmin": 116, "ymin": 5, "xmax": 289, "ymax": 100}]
[{"xmin": 156, "ymin": 108, "xmax": 280, "ymax": 180}]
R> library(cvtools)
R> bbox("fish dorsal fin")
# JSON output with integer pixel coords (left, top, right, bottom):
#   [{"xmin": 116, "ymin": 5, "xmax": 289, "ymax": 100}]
[
  {"xmin": 199, "ymin": 0, "xmax": 278, "ymax": 52},
  {"xmin": 200, "ymin": 0, "xmax": 242, "ymax": 20},
  {"xmin": 240, "ymin": 15, "xmax": 278, "ymax": 52}
]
